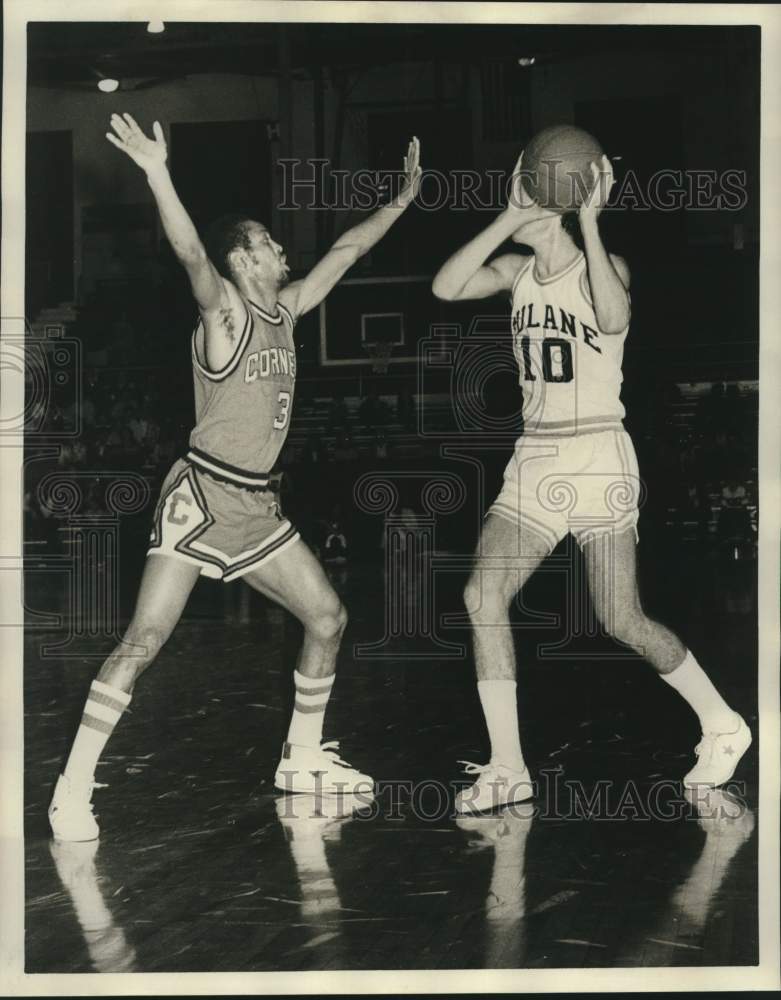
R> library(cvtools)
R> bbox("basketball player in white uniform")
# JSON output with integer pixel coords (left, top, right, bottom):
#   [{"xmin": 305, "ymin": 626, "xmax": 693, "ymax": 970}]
[
  {"xmin": 49, "ymin": 114, "xmax": 421, "ymax": 841},
  {"xmin": 433, "ymin": 153, "xmax": 751, "ymax": 813}
]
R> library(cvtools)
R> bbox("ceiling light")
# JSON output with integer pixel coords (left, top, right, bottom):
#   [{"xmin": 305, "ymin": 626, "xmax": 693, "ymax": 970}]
[
  {"xmin": 517, "ymin": 57, "xmax": 536, "ymax": 67},
  {"xmin": 98, "ymin": 78, "xmax": 119, "ymax": 93}
]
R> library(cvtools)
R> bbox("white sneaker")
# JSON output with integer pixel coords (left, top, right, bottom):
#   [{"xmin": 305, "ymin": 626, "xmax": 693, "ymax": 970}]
[
  {"xmin": 454, "ymin": 761, "xmax": 535, "ymax": 815},
  {"xmin": 274, "ymin": 741, "xmax": 374, "ymax": 796},
  {"xmin": 683, "ymin": 715, "xmax": 752, "ymax": 788},
  {"xmin": 48, "ymin": 774, "xmax": 106, "ymax": 842}
]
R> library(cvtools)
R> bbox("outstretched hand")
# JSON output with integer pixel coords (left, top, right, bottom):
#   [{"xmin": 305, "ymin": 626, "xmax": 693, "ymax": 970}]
[
  {"xmin": 579, "ymin": 154, "xmax": 614, "ymax": 222},
  {"xmin": 106, "ymin": 113, "xmax": 167, "ymax": 174},
  {"xmin": 395, "ymin": 136, "xmax": 422, "ymax": 207}
]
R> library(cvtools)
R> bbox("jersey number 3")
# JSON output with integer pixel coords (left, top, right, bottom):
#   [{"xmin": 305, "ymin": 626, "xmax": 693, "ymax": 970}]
[
  {"xmin": 520, "ymin": 337, "xmax": 574, "ymax": 383},
  {"xmin": 273, "ymin": 390, "xmax": 291, "ymax": 430}
]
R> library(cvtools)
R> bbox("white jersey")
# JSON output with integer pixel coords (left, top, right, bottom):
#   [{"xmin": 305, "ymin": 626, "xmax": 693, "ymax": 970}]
[{"xmin": 510, "ymin": 252, "xmax": 627, "ymax": 436}]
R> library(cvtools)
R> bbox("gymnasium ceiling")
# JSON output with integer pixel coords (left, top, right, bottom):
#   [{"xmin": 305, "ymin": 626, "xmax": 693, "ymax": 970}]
[{"xmin": 27, "ymin": 21, "xmax": 750, "ymax": 89}]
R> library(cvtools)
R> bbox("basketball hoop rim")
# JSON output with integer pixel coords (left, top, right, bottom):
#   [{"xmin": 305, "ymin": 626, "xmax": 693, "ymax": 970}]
[{"xmin": 363, "ymin": 340, "xmax": 394, "ymax": 374}]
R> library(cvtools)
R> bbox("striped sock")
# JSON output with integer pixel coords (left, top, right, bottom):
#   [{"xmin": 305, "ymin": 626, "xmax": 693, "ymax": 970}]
[
  {"xmin": 63, "ymin": 680, "xmax": 131, "ymax": 789},
  {"xmin": 286, "ymin": 670, "xmax": 335, "ymax": 748}
]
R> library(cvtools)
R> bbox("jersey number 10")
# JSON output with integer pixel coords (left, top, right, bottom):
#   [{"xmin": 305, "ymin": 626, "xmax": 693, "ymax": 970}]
[{"xmin": 520, "ymin": 337, "xmax": 574, "ymax": 383}]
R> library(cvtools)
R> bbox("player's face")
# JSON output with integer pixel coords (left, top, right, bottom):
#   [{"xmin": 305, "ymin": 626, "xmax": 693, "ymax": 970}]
[{"xmin": 244, "ymin": 222, "xmax": 290, "ymax": 286}]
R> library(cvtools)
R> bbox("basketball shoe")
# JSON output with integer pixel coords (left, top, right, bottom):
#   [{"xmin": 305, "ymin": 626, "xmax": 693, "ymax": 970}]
[
  {"xmin": 48, "ymin": 774, "xmax": 107, "ymax": 842},
  {"xmin": 274, "ymin": 740, "xmax": 374, "ymax": 796},
  {"xmin": 682, "ymin": 715, "xmax": 752, "ymax": 788},
  {"xmin": 455, "ymin": 761, "xmax": 535, "ymax": 815}
]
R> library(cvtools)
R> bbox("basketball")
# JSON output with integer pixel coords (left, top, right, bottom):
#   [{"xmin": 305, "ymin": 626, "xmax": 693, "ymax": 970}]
[{"xmin": 520, "ymin": 125, "xmax": 604, "ymax": 212}]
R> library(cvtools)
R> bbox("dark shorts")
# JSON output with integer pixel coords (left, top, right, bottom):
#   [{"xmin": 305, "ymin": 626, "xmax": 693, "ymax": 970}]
[{"xmin": 148, "ymin": 458, "xmax": 299, "ymax": 581}]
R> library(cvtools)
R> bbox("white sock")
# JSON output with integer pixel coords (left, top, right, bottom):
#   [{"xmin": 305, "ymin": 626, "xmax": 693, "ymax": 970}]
[
  {"xmin": 63, "ymin": 680, "xmax": 131, "ymax": 789},
  {"xmin": 477, "ymin": 679, "xmax": 526, "ymax": 770},
  {"xmin": 661, "ymin": 651, "xmax": 738, "ymax": 734},
  {"xmin": 286, "ymin": 670, "xmax": 335, "ymax": 748}
]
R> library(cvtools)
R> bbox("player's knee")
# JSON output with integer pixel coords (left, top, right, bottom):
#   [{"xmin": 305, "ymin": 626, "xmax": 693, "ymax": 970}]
[
  {"xmin": 463, "ymin": 572, "xmax": 511, "ymax": 623},
  {"xmin": 307, "ymin": 600, "xmax": 347, "ymax": 642},
  {"xmin": 463, "ymin": 576, "xmax": 482, "ymax": 618},
  {"xmin": 602, "ymin": 607, "xmax": 644, "ymax": 648},
  {"xmin": 334, "ymin": 601, "xmax": 348, "ymax": 634},
  {"xmin": 123, "ymin": 621, "xmax": 168, "ymax": 664}
]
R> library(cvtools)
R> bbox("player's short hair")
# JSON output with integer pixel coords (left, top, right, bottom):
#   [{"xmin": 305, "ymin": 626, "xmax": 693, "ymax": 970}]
[
  {"xmin": 560, "ymin": 211, "xmax": 585, "ymax": 250},
  {"xmin": 203, "ymin": 214, "xmax": 255, "ymax": 280}
]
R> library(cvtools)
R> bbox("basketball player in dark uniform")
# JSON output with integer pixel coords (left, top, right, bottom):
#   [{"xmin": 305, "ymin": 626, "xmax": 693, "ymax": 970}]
[
  {"xmin": 433, "ymin": 147, "xmax": 751, "ymax": 813},
  {"xmin": 49, "ymin": 114, "xmax": 421, "ymax": 841}
]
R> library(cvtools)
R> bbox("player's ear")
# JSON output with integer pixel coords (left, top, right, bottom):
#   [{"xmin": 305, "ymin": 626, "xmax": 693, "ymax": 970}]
[{"xmin": 227, "ymin": 246, "xmax": 247, "ymax": 275}]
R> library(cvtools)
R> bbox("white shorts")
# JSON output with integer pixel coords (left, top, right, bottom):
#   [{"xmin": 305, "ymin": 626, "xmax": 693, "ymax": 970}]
[{"xmin": 487, "ymin": 429, "xmax": 643, "ymax": 551}]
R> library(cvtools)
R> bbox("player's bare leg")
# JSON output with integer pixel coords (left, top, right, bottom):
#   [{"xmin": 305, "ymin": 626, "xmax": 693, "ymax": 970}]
[
  {"xmin": 242, "ymin": 539, "xmax": 373, "ymax": 797},
  {"xmin": 98, "ymin": 555, "xmax": 202, "ymax": 692},
  {"xmin": 582, "ymin": 526, "xmax": 751, "ymax": 787},
  {"xmin": 243, "ymin": 538, "xmax": 347, "ymax": 680},
  {"xmin": 456, "ymin": 514, "xmax": 549, "ymax": 813},
  {"xmin": 581, "ymin": 527, "xmax": 686, "ymax": 674},
  {"xmin": 465, "ymin": 514, "xmax": 551, "ymax": 682},
  {"xmin": 49, "ymin": 555, "xmax": 201, "ymax": 841}
]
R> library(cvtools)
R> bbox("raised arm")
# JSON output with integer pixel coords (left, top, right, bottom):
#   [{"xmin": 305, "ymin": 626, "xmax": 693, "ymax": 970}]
[
  {"xmin": 279, "ymin": 138, "xmax": 422, "ymax": 321},
  {"xmin": 106, "ymin": 113, "xmax": 226, "ymax": 315},
  {"xmin": 432, "ymin": 153, "xmax": 535, "ymax": 301},
  {"xmin": 578, "ymin": 155, "xmax": 631, "ymax": 334}
]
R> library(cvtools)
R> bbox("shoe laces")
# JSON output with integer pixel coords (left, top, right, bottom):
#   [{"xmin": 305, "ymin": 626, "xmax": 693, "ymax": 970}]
[
  {"xmin": 694, "ymin": 734, "xmax": 717, "ymax": 760},
  {"xmin": 86, "ymin": 781, "xmax": 108, "ymax": 812},
  {"xmin": 459, "ymin": 760, "xmax": 525, "ymax": 773},
  {"xmin": 319, "ymin": 741, "xmax": 354, "ymax": 770},
  {"xmin": 459, "ymin": 760, "xmax": 490, "ymax": 775},
  {"xmin": 458, "ymin": 760, "xmax": 509, "ymax": 780}
]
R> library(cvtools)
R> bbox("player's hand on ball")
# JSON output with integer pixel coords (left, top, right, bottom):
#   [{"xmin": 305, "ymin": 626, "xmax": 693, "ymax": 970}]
[
  {"xmin": 106, "ymin": 114, "xmax": 168, "ymax": 174},
  {"xmin": 507, "ymin": 151, "xmax": 536, "ymax": 213},
  {"xmin": 579, "ymin": 154, "xmax": 614, "ymax": 221},
  {"xmin": 396, "ymin": 136, "xmax": 422, "ymax": 207}
]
